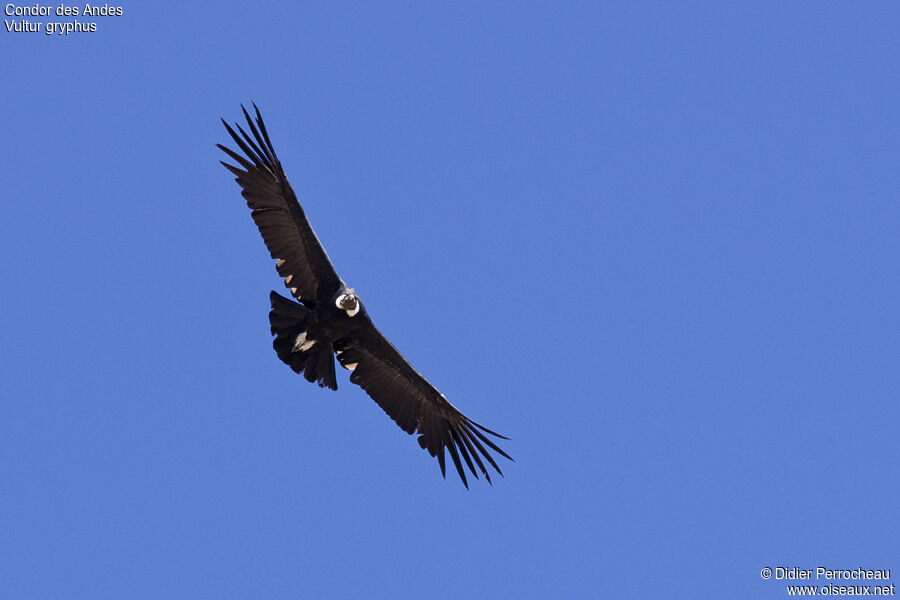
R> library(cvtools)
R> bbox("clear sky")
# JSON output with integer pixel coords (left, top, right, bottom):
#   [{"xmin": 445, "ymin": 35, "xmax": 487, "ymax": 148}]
[{"xmin": 2, "ymin": 2, "xmax": 898, "ymax": 598}]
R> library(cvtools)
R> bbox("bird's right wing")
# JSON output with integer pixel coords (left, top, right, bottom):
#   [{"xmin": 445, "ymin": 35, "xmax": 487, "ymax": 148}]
[
  {"xmin": 218, "ymin": 104, "xmax": 342, "ymax": 306},
  {"xmin": 335, "ymin": 319, "xmax": 512, "ymax": 488}
]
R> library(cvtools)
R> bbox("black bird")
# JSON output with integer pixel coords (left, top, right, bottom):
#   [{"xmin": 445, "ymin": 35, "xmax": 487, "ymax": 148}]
[{"xmin": 218, "ymin": 105, "xmax": 512, "ymax": 487}]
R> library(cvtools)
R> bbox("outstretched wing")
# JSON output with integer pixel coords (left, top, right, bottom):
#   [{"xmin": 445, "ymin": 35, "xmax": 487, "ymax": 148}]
[
  {"xmin": 218, "ymin": 104, "xmax": 341, "ymax": 306},
  {"xmin": 335, "ymin": 319, "xmax": 513, "ymax": 488}
]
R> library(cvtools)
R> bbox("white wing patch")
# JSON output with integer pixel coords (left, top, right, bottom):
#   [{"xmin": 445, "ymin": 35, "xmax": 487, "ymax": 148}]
[
  {"xmin": 335, "ymin": 349, "xmax": 355, "ymax": 369},
  {"xmin": 276, "ymin": 261, "xmax": 299, "ymax": 299},
  {"xmin": 292, "ymin": 331, "xmax": 316, "ymax": 353}
]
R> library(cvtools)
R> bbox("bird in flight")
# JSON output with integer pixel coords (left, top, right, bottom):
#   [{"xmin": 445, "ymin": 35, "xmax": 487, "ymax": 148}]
[{"xmin": 218, "ymin": 105, "xmax": 512, "ymax": 487}]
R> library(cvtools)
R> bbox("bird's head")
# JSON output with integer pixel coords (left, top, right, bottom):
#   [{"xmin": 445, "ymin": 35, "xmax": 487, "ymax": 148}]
[{"xmin": 336, "ymin": 291, "xmax": 360, "ymax": 317}]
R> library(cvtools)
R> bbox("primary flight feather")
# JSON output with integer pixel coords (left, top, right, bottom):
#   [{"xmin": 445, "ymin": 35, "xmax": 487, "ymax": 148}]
[{"xmin": 218, "ymin": 104, "xmax": 512, "ymax": 487}]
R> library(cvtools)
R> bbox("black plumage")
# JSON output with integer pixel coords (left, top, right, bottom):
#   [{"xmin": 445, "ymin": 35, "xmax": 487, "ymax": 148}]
[{"xmin": 218, "ymin": 104, "xmax": 512, "ymax": 487}]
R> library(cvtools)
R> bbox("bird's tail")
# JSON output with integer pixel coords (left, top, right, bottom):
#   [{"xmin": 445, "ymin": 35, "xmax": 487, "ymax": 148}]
[{"xmin": 269, "ymin": 291, "xmax": 338, "ymax": 390}]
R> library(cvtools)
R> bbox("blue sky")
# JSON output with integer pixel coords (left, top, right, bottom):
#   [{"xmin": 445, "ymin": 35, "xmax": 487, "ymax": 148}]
[{"xmin": 2, "ymin": 2, "xmax": 898, "ymax": 598}]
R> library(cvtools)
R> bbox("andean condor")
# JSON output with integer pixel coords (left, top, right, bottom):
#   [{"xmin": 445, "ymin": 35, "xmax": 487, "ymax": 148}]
[{"xmin": 218, "ymin": 105, "xmax": 512, "ymax": 487}]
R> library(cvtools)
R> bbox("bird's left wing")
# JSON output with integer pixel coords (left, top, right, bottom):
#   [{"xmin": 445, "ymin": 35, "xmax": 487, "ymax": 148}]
[
  {"xmin": 335, "ymin": 320, "xmax": 512, "ymax": 488},
  {"xmin": 218, "ymin": 104, "xmax": 342, "ymax": 306}
]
